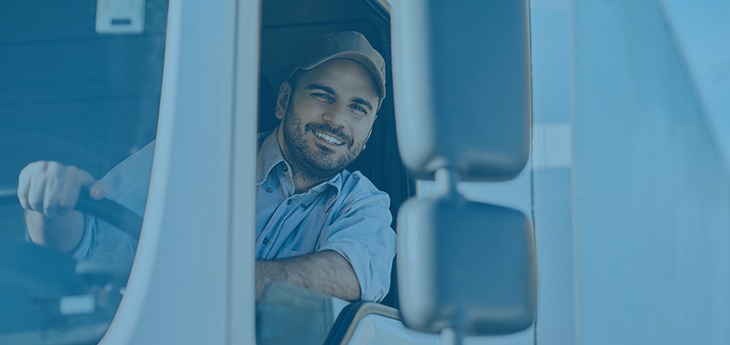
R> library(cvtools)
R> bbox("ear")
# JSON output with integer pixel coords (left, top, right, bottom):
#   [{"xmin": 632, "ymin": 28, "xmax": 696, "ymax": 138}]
[{"xmin": 275, "ymin": 82, "xmax": 292, "ymax": 120}]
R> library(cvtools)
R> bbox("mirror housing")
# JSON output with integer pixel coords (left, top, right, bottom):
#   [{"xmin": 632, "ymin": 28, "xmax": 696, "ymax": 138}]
[
  {"xmin": 392, "ymin": 0, "xmax": 532, "ymax": 181},
  {"xmin": 397, "ymin": 195, "xmax": 536, "ymax": 335}
]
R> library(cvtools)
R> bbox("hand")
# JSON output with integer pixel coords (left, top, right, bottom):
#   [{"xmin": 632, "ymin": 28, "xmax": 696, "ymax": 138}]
[{"xmin": 17, "ymin": 161, "xmax": 109, "ymax": 218}]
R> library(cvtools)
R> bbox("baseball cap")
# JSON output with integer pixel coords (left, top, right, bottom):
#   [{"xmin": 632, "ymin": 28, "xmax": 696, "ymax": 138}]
[{"xmin": 291, "ymin": 31, "xmax": 386, "ymax": 100}]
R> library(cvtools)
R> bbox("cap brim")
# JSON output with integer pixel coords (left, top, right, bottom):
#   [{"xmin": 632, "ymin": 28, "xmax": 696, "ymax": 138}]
[{"xmin": 295, "ymin": 52, "xmax": 386, "ymax": 100}]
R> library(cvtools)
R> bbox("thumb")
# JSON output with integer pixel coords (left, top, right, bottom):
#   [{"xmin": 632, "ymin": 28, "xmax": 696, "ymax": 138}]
[{"xmin": 88, "ymin": 181, "xmax": 110, "ymax": 200}]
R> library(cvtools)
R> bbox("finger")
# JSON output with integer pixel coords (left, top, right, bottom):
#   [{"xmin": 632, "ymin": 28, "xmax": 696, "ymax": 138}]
[
  {"xmin": 57, "ymin": 165, "xmax": 96, "ymax": 214},
  {"xmin": 17, "ymin": 167, "xmax": 32, "ymax": 210},
  {"xmin": 43, "ymin": 175, "xmax": 60, "ymax": 218},
  {"xmin": 66, "ymin": 165, "xmax": 98, "ymax": 195},
  {"xmin": 57, "ymin": 179, "xmax": 81, "ymax": 216},
  {"xmin": 88, "ymin": 181, "xmax": 109, "ymax": 200},
  {"xmin": 42, "ymin": 162, "xmax": 71, "ymax": 217},
  {"xmin": 26, "ymin": 169, "xmax": 48, "ymax": 213}
]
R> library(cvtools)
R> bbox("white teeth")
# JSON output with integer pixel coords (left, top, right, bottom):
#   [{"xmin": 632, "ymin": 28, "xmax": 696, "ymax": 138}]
[{"xmin": 314, "ymin": 130, "xmax": 344, "ymax": 146}]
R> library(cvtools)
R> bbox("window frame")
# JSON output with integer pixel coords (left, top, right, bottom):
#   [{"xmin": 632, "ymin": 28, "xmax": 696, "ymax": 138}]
[{"xmin": 99, "ymin": 0, "xmax": 258, "ymax": 343}]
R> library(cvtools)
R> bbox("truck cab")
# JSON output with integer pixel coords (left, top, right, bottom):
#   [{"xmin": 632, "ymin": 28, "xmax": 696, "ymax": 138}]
[{"xmin": 1, "ymin": 0, "xmax": 729, "ymax": 344}]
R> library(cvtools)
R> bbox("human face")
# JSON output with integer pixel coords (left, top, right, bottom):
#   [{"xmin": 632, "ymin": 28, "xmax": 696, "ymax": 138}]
[{"xmin": 276, "ymin": 59, "xmax": 380, "ymax": 181}]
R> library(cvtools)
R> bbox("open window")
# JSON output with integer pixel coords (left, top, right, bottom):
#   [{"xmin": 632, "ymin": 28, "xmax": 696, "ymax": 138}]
[
  {"xmin": 255, "ymin": 0, "xmax": 414, "ymax": 342},
  {"xmin": 258, "ymin": 0, "xmax": 412, "ymax": 307}
]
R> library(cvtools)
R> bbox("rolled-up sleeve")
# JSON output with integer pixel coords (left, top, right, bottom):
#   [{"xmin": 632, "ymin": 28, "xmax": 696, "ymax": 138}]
[
  {"xmin": 318, "ymin": 189, "xmax": 396, "ymax": 302},
  {"xmin": 70, "ymin": 215, "xmax": 137, "ymax": 266},
  {"xmin": 69, "ymin": 142, "xmax": 153, "ymax": 265}
]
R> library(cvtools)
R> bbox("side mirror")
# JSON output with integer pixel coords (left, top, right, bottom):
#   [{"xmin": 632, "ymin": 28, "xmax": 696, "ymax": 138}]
[
  {"xmin": 392, "ymin": 0, "xmax": 535, "ymax": 341},
  {"xmin": 392, "ymin": 0, "xmax": 532, "ymax": 181},
  {"xmin": 397, "ymin": 193, "xmax": 536, "ymax": 335}
]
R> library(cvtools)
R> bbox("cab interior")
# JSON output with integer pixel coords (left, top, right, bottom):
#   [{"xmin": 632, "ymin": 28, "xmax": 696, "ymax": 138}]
[
  {"xmin": 259, "ymin": 0, "xmax": 413, "ymax": 309},
  {"xmin": 0, "ymin": 0, "xmax": 410, "ymax": 341}
]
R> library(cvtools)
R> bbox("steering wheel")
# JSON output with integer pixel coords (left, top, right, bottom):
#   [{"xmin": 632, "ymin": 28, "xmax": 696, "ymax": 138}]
[
  {"xmin": 0, "ymin": 187, "xmax": 143, "ymax": 341},
  {"xmin": 0, "ymin": 187, "xmax": 143, "ymax": 241}
]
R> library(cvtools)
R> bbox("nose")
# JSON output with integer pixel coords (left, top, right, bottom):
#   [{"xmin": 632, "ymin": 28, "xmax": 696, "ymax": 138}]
[{"xmin": 322, "ymin": 102, "xmax": 348, "ymax": 126}]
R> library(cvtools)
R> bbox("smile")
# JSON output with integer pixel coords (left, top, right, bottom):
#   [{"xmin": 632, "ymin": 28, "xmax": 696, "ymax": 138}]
[{"xmin": 313, "ymin": 130, "xmax": 345, "ymax": 146}]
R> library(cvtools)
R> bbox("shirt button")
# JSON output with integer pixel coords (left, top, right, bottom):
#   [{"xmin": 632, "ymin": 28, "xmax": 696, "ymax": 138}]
[
  {"xmin": 263, "ymin": 238, "xmax": 269, "ymax": 245},
  {"xmin": 266, "ymin": 187, "xmax": 272, "ymax": 193},
  {"xmin": 287, "ymin": 199, "xmax": 292, "ymax": 205}
]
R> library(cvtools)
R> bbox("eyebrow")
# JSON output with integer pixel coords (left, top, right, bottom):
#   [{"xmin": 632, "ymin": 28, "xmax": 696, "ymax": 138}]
[
  {"xmin": 305, "ymin": 83, "xmax": 336, "ymax": 95},
  {"xmin": 305, "ymin": 83, "xmax": 374, "ymax": 112}
]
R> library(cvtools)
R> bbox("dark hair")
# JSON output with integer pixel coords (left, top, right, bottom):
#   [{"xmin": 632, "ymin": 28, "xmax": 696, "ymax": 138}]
[
  {"xmin": 287, "ymin": 70, "xmax": 304, "ymax": 97},
  {"xmin": 283, "ymin": 69, "xmax": 304, "ymax": 111}
]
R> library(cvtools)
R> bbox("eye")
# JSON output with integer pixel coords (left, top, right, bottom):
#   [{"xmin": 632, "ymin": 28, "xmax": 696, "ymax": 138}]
[
  {"xmin": 350, "ymin": 104, "xmax": 368, "ymax": 115},
  {"xmin": 312, "ymin": 92, "xmax": 333, "ymax": 102}
]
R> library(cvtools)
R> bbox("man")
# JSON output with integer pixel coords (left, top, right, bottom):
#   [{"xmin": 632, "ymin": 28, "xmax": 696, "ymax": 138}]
[{"xmin": 17, "ymin": 31, "xmax": 396, "ymax": 302}]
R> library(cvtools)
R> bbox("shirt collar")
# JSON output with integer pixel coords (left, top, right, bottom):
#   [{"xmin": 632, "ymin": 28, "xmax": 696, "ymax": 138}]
[
  {"xmin": 323, "ymin": 174, "xmax": 343, "ymax": 212},
  {"xmin": 256, "ymin": 131, "xmax": 286, "ymax": 185},
  {"xmin": 256, "ymin": 130, "xmax": 344, "ymax": 197}
]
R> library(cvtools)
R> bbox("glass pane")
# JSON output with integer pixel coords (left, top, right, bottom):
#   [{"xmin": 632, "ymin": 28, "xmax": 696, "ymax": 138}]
[
  {"xmin": 256, "ymin": 282, "xmax": 348, "ymax": 345},
  {"xmin": 0, "ymin": 1, "xmax": 167, "ymax": 343}
]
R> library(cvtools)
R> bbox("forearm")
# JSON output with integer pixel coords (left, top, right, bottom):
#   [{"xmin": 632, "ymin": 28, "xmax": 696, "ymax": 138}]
[
  {"xmin": 25, "ymin": 210, "xmax": 85, "ymax": 254},
  {"xmin": 256, "ymin": 250, "xmax": 361, "ymax": 302}
]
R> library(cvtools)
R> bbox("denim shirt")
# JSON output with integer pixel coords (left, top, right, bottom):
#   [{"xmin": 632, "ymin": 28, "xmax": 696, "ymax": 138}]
[
  {"xmin": 71, "ymin": 131, "xmax": 396, "ymax": 302},
  {"xmin": 255, "ymin": 131, "xmax": 396, "ymax": 302}
]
